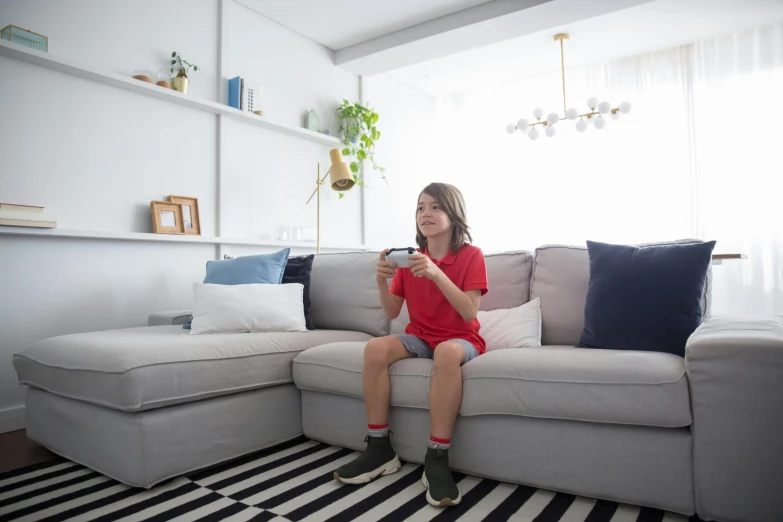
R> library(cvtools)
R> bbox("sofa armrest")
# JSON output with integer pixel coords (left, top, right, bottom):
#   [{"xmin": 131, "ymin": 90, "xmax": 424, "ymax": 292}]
[
  {"xmin": 686, "ymin": 315, "xmax": 783, "ymax": 522},
  {"xmin": 148, "ymin": 310, "xmax": 192, "ymax": 326}
]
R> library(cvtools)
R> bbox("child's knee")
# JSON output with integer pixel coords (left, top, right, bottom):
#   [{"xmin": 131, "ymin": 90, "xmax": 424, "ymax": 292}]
[{"xmin": 433, "ymin": 341, "xmax": 464, "ymax": 366}]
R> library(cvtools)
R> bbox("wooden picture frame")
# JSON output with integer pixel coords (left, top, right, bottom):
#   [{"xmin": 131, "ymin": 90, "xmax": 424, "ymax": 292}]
[
  {"xmin": 150, "ymin": 201, "xmax": 185, "ymax": 234},
  {"xmin": 168, "ymin": 195, "xmax": 201, "ymax": 235}
]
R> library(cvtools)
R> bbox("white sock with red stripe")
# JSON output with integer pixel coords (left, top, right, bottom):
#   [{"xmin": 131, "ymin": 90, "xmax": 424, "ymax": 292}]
[
  {"xmin": 429, "ymin": 435, "xmax": 451, "ymax": 450},
  {"xmin": 368, "ymin": 423, "xmax": 389, "ymax": 437}
]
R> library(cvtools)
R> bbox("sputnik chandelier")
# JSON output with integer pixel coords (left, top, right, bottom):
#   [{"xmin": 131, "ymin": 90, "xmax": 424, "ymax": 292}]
[{"xmin": 506, "ymin": 34, "xmax": 631, "ymax": 140}]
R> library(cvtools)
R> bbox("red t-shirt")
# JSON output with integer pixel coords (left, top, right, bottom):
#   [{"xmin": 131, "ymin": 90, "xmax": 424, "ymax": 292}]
[{"xmin": 389, "ymin": 244, "xmax": 489, "ymax": 354}]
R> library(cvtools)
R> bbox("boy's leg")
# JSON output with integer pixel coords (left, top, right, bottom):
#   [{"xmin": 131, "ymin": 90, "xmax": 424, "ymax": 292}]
[
  {"xmin": 429, "ymin": 341, "xmax": 466, "ymax": 440},
  {"xmin": 364, "ymin": 336, "xmax": 412, "ymax": 426},
  {"xmin": 334, "ymin": 336, "xmax": 411, "ymax": 484},
  {"xmin": 424, "ymin": 340, "xmax": 478, "ymax": 507}
]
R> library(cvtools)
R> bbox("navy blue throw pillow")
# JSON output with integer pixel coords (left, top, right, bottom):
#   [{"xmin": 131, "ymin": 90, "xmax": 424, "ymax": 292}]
[
  {"xmin": 577, "ymin": 240, "xmax": 716, "ymax": 357},
  {"xmin": 283, "ymin": 255, "xmax": 315, "ymax": 330}
]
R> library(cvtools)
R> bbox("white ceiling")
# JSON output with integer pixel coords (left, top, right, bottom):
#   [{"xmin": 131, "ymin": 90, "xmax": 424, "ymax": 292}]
[
  {"xmin": 388, "ymin": 0, "xmax": 783, "ymax": 96},
  {"xmin": 235, "ymin": 0, "xmax": 493, "ymax": 50}
]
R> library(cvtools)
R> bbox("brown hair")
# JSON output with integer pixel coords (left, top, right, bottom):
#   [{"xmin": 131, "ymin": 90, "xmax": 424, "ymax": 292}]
[{"xmin": 415, "ymin": 183, "xmax": 473, "ymax": 254}]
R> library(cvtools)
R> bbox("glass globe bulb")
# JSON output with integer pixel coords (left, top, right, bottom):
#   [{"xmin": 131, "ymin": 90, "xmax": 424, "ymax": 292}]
[
  {"xmin": 610, "ymin": 110, "xmax": 621, "ymax": 120},
  {"xmin": 506, "ymin": 123, "xmax": 517, "ymax": 134},
  {"xmin": 598, "ymin": 101, "xmax": 611, "ymax": 114},
  {"xmin": 594, "ymin": 116, "xmax": 606, "ymax": 130},
  {"xmin": 619, "ymin": 102, "xmax": 632, "ymax": 114},
  {"xmin": 532, "ymin": 107, "xmax": 544, "ymax": 120},
  {"xmin": 565, "ymin": 108, "xmax": 579, "ymax": 120},
  {"xmin": 576, "ymin": 119, "xmax": 587, "ymax": 132},
  {"xmin": 584, "ymin": 114, "xmax": 594, "ymax": 125},
  {"xmin": 517, "ymin": 118, "xmax": 529, "ymax": 133},
  {"xmin": 546, "ymin": 112, "xmax": 559, "ymax": 125},
  {"xmin": 545, "ymin": 125, "xmax": 556, "ymax": 137},
  {"xmin": 587, "ymin": 97, "xmax": 599, "ymax": 110},
  {"xmin": 528, "ymin": 127, "xmax": 539, "ymax": 140}
]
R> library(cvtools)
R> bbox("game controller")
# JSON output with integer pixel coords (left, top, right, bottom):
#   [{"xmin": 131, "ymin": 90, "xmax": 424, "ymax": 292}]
[{"xmin": 385, "ymin": 247, "xmax": 416, "ymax": 267}]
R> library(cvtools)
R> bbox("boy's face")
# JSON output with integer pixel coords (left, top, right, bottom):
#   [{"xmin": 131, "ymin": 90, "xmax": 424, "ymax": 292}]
[{"xmin": 417, "ymin": 193, "xmax": 452, "ymax": 240}]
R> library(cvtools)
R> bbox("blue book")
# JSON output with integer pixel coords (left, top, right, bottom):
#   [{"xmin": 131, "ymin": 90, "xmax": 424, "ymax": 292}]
[{"xmin": 228, "ymin": 76, "xmax": 241, "ymax": 109}]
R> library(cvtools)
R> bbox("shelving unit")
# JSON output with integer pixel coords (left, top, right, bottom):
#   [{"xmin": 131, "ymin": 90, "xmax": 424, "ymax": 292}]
[
  {"xmin": 0, "ymin": 226, "xmax": 367, "ymax": 251},
  {"xmin": 0, "ymin": 40, "xmax": 342, "ymax": 147}
]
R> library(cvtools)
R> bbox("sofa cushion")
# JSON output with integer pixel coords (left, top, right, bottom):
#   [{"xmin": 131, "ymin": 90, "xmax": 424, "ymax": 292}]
[
  {"xmin": 293, "ymin": 342, "xmax": 433, "ymax": 409},
  {"xmin": 309, "ymin": 252, "xmax": 389, "ymax": 337},
  {"xmin": 13, "ymin": 326, "xmax": 372, "ymax": 412},
  {"xmin": 530, "ymin": 245, "xmax": 590, "ymax": 346},
  {"xmin": 460, "ymin": 346, "xmax": 692, "ymax": 428}
]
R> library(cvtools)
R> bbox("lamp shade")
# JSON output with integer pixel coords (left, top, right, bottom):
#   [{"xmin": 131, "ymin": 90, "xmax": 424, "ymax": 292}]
[{"xmin": 328, "ymin": 149, "xmax": 354, "ymax": 191}]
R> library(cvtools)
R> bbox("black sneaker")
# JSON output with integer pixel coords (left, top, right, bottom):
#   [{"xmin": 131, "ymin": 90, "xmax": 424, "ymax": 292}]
[
  {"xmin": 422, "ymin": 447, "xmax": 461, "ymax": 506},
  {"xmin": 333, "ymin": 435, "xmax": 402, "ymax": 484}
]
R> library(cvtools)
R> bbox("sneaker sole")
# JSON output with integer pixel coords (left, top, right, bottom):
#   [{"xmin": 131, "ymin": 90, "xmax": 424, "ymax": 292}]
[
  {"xmin": 333, "ymin": 455, "xmax": 401, "ymax": 485},
  {"xmin": 422, "ymin": 472, "xmax": 462, "ymax": 507}
]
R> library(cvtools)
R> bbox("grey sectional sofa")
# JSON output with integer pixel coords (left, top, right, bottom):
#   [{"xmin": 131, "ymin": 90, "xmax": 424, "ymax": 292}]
[{"xmin": 12, "ymin": 246, "xmax": 783, "ymax": 522}]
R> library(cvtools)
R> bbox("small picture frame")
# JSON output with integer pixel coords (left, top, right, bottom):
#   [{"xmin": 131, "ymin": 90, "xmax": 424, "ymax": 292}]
[
  {"xmin": 150, "ymin": 201, "xmax": 185, "ymax": 234},
  {"xmin": 168, "ymin": 195, "xmax": 200, "ymax": 235}
]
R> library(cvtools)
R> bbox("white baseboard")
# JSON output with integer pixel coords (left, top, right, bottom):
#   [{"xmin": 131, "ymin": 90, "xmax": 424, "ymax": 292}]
[{"xmin": 0, "ymin": 405, "xmax": 25, "ymax": 433}]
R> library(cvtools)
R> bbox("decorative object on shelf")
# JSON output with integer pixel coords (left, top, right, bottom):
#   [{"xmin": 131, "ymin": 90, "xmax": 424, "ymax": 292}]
[
  {"xmin": 131, "ymin": 70, "xmax": 154, "ymax": 83},
  {"xmin": 1, "ymin": 25, "xmax": 47, "ymax": 52},
  {"xmin": 0, "ymin": 202, "xmax": 56, "ymax": 228},
  {"xmin": 150, "ymin": 200, "xmax": 185, "ymax": 234},
  {"xmin": 306, "ymin": 109, "xmax": 320, "ymax": 132},
  {"xmin": 305, "ymin": 148, "xmax": 354, "ymax": 253},
  {"xmin": 170, "ymin": 51, "xmax": 199, "ymax": 94},
  {"xmin": 253, "ymin": 109, "xmax": 264, "ymax": 116},
  {"xmin": 337, "ymin": 99, "xmax": 385, "ymax": 188},
  {"xmin": 155, "ymin": 69, "xmax": 171, "ymax": 89},
  {"xmin": 167, "ymin": 195, "xmax": 200, "ymax": 235},
  {"xmin": 505, "ymin": 34, "xmax": 632, "ymax": 140},
  {"xmin": 228, "ymin": 76, "xmax": 258, "ymax": 112}
]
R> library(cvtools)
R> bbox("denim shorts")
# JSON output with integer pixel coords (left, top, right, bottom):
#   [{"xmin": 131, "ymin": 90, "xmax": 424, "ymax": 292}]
[{"xmin": 393, "ymin": 334, "xmax": 479, "ymax": 364}]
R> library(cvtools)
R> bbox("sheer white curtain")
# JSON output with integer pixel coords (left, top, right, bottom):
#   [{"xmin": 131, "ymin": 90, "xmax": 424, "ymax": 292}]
[{"xmin": 428, "ymin": 24, "xmax": 783, "ymax": 316}]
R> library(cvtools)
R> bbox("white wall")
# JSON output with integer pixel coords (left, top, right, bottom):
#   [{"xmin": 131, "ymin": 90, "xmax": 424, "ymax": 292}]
[
  {"xmin": 363, "ymin": 74, "xmax": 436, "ymax": 250},
  {"xmin": 222, "ymin": 3, "xmax": 361, "ymax": 246},
  {"xmin": 0, "ymin": 0, "xmax": 359, "ymax": 432}
]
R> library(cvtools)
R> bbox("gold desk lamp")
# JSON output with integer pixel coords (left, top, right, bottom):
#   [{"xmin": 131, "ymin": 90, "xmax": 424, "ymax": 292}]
[{"xmin": 306, "ymin": 148, "xmax": 354, "ymax": 253}]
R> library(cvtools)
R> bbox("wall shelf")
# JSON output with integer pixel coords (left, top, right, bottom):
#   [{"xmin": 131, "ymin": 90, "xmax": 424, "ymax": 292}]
[
  {"xmin": 0, "ymin": 40, "xmax": 342, "ymax": 148},
  {"xmin": 0, "ymin": 226, "xmax": 366, "ymax": 251}
]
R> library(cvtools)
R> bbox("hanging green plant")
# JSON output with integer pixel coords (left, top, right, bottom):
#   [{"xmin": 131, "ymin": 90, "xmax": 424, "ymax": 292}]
[{"xmin": 337, "ymin": 100, "xmax": 385, "ymax": 198}]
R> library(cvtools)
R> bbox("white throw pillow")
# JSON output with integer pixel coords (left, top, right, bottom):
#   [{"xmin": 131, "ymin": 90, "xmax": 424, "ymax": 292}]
[
  {"xmin": 190, "ymin": 282, "xmax": 307, "ymax": 334},
  {"xmin": 478, "ymin": 297, "xmax": 542, "ymax": 351}
]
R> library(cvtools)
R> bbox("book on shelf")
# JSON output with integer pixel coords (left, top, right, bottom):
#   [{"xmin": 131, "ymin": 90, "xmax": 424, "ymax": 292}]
[
  {"xmin": 228, "ymin": 76, "xmax": 241, "ymax": 109},
  {"xmin": 0, "ymin": 209, "xmax": 57, "ymax": 228},
  {"xmin": 0, "ymin": 218, "xmax": 56, "ymax": 228},
  {"xmin": 0, "ymin": 203, "xmax": 44, "ymax": 213}
]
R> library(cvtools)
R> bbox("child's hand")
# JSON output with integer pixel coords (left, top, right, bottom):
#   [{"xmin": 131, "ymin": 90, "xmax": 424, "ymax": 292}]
[
  {"xmin": 376, "ymin": 249, "xmax": 398, "ymax": 282},
  {"xmin": 408, "ymin": 254, "xmax": 443, "ymax": 280}
]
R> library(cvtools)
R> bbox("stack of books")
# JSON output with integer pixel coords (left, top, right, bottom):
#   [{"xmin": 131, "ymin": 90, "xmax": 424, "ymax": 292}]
[{"xmin": 0, "ymin": 203, "xmax": 57, "ymax": 228}]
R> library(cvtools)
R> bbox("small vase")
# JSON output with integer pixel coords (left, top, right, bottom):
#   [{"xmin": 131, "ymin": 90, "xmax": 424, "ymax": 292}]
[{"xmin": 171, "ymin": 76, "xmax": 189, "ymax": 94}]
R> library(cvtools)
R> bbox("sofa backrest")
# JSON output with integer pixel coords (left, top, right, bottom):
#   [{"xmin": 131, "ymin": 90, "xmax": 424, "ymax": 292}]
[
  {"xmin": 390, "ymin": 250, "xmax": 534, "ymax": 334},
  {"xmin": 309, "ymin": 252, "xmax": 389, "ymax": 337},
  {"xmin": 531, "ymin": 242, "xmax": 714, "ymax": 346}
]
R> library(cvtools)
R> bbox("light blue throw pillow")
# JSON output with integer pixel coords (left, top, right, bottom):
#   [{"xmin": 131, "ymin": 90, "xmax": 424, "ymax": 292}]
[
  {"xmin": 204, "ymin": 249, "xmax": 290, "ymax": 285},
  {"xmin": 183, "ymin": 248, "xmax": 290, "ymax": 329}
]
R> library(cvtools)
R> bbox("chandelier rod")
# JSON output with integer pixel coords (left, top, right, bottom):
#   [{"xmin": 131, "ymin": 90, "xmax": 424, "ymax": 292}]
[{"xmin": 555, "ymin": 33, "xmax": 569, "ymax": 116}]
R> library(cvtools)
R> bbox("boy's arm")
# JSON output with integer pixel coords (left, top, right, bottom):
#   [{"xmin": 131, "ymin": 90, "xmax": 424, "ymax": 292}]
[
  {"xmin": 378, "ymin": 278, "xmax": 405, "ymax": 320},
  {"xmin": 433, "ymin": 276, "xmax": 481, "ymax": 322}
]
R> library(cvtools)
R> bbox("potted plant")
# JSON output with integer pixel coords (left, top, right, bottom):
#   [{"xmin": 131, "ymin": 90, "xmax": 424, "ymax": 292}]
[
  {"xmin": 337, "ymin": 100, "xmax": 385, "ymax": 197},
  {"xmin": 169, "ymin": 51, "xmax": 199, "ymax": 94}
]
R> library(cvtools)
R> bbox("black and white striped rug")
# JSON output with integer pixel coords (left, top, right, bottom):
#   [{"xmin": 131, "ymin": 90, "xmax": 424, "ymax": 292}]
[{"xmin": 0, "ymin": 436, "xmax": 698, "ymax": 522}]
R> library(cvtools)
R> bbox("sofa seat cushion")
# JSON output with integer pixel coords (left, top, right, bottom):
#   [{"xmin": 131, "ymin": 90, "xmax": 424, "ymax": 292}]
[
  {"xmin": 13, "ymin": 326, "xmax": 372, "ymax": 412},
  {"xmin": 293, "ymin": 342, "xmax": 434, "ymax": 409},
  {"xmin": 460, "ymin": 346, "xmax": 691, "ymax": 427}
]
